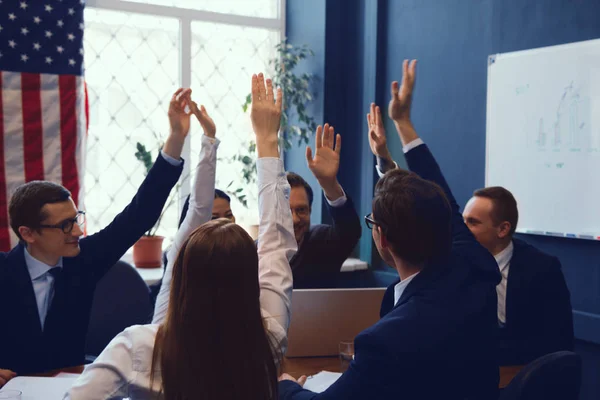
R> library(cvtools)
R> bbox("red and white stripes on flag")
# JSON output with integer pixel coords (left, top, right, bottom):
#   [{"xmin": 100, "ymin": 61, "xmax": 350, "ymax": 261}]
[{"xmin": 0, "ymin": 71, "xmax": 87, "ymax": 251}]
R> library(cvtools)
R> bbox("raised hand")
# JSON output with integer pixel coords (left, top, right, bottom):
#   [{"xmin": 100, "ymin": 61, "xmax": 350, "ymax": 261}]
[
  {"xmin": 307, "ymin": 124, "xmax": 344, "ymax": 201},
  {"xmin": 388, "ymin": 59, "xmax": 417, "ymax": 123},
  {"xmin": 187, "ymin": 96, "xmax": 216, "ymax": 138},
  {"xmin": 168, "ymin": 88, "xmax": 193, "ymax": 137},
  {"xmin": 250, "ymin": 73, "xmax": 282, "ymax": 158},
  {"xmin": 367, "ymin": 103, "xmax": 392, "ymax": 161}
]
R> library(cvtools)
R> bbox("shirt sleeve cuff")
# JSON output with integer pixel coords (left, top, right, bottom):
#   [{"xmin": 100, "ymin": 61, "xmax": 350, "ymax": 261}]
[
  {"xmin": 160, "ymin": 150, "xmax": 183, "ymax": 166},
  {"xmin": 201, "ymin": 134, "xmax": 220, "ymax": 147},
  {"xmin": 402, "ymin": 138, "xmax": 425, "ymax": 154},
  {"xmin": 376, "ymin": 162, "xmax": 399, "ymax": 178},
  {"xmin": 325, "ymin": 189, "xmax": 347, "ymax": 207}
]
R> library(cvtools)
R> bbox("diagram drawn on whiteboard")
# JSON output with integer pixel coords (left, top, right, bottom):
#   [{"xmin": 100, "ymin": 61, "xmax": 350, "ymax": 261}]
[{"xmin": 534, "ymin": 81, "xmax": 595, "ymax": 151}]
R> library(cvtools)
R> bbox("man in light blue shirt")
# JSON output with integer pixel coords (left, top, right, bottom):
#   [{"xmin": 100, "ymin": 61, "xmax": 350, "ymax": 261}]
[{"xmin": 0, "ymin": 88, "xmax": 195, "ymax": 383}]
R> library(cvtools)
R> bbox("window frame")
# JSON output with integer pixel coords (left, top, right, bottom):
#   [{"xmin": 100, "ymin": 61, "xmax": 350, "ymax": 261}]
[{"xmin": 85, "ymin": 0, "xmax": 286, "ymax": 220}]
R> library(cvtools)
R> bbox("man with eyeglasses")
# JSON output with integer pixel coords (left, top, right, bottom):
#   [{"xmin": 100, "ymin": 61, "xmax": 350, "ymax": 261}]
[
  {"xmin": 285, "ymin": 124, "xmax": 361, "ymax": 288},
  {"xmin": 0, "ymin": 88, "xmax": 194, "ymax": 383},
  {"xmin": 279, "ymin": 61, "xmax": 500, "ymax": 399}
]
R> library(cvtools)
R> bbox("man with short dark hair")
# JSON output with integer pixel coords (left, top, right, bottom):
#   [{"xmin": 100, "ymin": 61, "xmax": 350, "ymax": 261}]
[
  {"xmin": 285, "ymin": 124, "xmax": 361, "ymax": 288},
  {"xmin": 463, "ymin": 186, "xmax": 574, "ymax": 365},
  {"xmin": 279, "ymin": 60, "xmax": 501, "ymax": 400},
  {"xmin": 0, "ymin": 88, "xmax": 195, "ymax": 380}
]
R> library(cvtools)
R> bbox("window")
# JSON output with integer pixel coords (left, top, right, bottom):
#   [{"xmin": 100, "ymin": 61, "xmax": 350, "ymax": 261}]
[{"xmin": 84, "ymin": 0, "xmax": 284, "ymax": 244}]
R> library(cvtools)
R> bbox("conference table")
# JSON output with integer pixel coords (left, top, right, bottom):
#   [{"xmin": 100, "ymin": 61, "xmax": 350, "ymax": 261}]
[{"xmin": 40, "ymin": 359, "xmax": 522, "ymax": 389}]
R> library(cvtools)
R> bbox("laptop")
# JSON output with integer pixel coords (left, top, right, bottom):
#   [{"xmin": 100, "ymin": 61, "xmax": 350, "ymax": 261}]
[{"xmin": 285, "ymin": 288, "xmax": 386, "ymax": 357}]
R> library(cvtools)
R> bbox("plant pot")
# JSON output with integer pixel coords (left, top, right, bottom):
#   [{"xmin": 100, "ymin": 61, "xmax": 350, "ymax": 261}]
[{"xmin": 133, "ymin": 235, "xmax": 165, "ymax": 268}]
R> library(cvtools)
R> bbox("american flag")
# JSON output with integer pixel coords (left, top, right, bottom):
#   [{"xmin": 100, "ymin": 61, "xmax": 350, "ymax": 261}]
[{"xmin": 0, "ymin": 0, "xmax": 87, "ymax": 251}]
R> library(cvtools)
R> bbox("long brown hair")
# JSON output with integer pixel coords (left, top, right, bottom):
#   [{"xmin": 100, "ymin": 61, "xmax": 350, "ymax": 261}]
[{"xmin": 151, "ymin": 219, "xmax": 279, "ymax": 400}]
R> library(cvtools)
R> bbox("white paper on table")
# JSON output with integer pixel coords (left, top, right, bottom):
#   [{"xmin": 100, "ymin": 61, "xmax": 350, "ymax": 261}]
[
  {"xmin": 303, "ymin": 370, "xmax": 342, "ymax": 393},
  {"xmin": 54, "ymin": 373, "xmax": 80, "ymax": 378},
  {"xmin": 1, "ymin": 376, "xmax": 77, "ymax": 400}
]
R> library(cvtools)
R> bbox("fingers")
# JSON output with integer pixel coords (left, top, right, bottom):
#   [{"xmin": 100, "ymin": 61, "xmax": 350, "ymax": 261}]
[
  {"xmin": 180, "ymin": 88, "xmax": 192, "ymax": 108},
  {"xmin": 305, "ymin": 146, "xmax": 313, "ymax": 164},
  {"xmin": 402, "ymin": 59, "xmax": 409, "ymax": 85},
  {"xmin": 275, "ymin": 87, "xmax": 283, "ymax": 111},
  {"xmin": 266, "ymin": 78, "xmax": 273, "ymax": 101},
  {"xmin": 257, "ymin": 73, "xmax": 267, "ymax": 100},
  {"xmin": 279, "ymin": 373, "xmax": 294, "ymax": 382},
  {"xmin": 409, "ymin": 59, "xmax": 417, "ymax": 86},
  {"xmin": 391, "ymin": 81, "xmax": 399, "ymax": 97},
  {"xmin": 298, "ymin": 375, "xmax": 308, "ymax": 387},
  {"xmin": 367, "ymin": 113, "xmax": 372, "ymax": 128},
  {"xmin": 323, "ymin": 123, "xmax": 331, "ymax": 149},
  {"xmin": 315, "ymin": 125, "xmax": 323, "ymax": 149},
  {"xmin": 251, "ymin": 74, "xmax": 259, "ymax": 102},
  {"xmin": 327, "ymin": 125, "xmax": 335, "ymax": 149},
  {"xmin": 334, "ymin": 133, "xmax": 342, "ymax": 154},
  {"xmin": 375, "ymin": 105, "xmax": 383, "ymax": 127},
  {"xmin": 171, "ymin": 88, "xmax": 184, "ymax": 102}
]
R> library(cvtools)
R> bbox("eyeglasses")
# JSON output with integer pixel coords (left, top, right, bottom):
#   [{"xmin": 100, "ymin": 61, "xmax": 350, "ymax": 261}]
[
  {"xmin": 364, "ymin": 213, "xmax": 378, "ymax": 230},
  {"xmin": 291, "ymin": 206, "xmax": 310, "ymax": 218},
  {"xmin": 38, "ymin": 211, "xmax": 86, "ymax": 234}
]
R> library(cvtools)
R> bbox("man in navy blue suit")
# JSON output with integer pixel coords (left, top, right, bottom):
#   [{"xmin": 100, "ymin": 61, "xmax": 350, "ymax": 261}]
[
  {"xmin": 462, "ymin": 186, "xmax": 574, "ymax": 365},
  {"xmin": 278, "ymin": 60, "xmax": 501, "ymax": 400},
  {"xmin": 0, "ymin": 88, "xmax": 195, "ymax": 384}
]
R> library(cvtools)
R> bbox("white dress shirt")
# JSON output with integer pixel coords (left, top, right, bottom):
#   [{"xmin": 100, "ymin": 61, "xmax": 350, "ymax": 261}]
[
  {"xmin": 393, "ymin": 272, "xmax": 420, "ymax": 305},
  {"xmin": 65, "ymin": 145, "xmax": 296, "ymax": 400},
  {"xmin": 494, "ymin": 241, "xmax": 514, "ymax": 325}
]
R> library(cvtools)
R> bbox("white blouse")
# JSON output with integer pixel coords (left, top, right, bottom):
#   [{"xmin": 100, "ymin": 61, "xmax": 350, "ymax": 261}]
[{"xmin": 65, "ymin": 138, "xmax": 296, "ymax": 400}]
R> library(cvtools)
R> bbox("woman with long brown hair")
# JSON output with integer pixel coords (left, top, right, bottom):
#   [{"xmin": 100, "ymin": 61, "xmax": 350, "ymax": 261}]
[{"xmin": 66, "ymin": 73, "xmax": 295, "ymax": 400}]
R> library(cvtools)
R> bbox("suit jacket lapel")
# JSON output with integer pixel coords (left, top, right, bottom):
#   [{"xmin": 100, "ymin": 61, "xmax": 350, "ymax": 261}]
[
  {"xmin": 380, "ymin": 279, "xmax": 399, "ymax": 317},
  {"xmin": 8, "ymin": 244, "xmax": 44, "ymax": 337},
  {"xmin": 505, "ymin": 240, "xmax": 523, "ymax": 326}
]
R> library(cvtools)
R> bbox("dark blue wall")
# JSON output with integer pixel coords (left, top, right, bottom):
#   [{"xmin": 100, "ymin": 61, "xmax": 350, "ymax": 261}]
[
  {"xmin": 383, "ymin": 0, "xmax": 600, "ymax": 344},
  {"xmin": 287, "ymin": 0, "xmax": 600, "ymax": 398}
]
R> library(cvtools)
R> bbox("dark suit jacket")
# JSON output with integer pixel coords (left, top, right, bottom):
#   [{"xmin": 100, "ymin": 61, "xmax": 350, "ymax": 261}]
[
  {"xmin": 291, "ymin": 196, "xmax": 361, "ymax": 288},
  {"xmin": 0, "ymin": 154, "xmax": 182, "ymax": 375},
  {"xmin": 279, "ymin": 144, "xmax": 501, "ymax": 400},
  {"xmin": 499, "ymin": 238, "xmax": 574, "ymax": 365}
]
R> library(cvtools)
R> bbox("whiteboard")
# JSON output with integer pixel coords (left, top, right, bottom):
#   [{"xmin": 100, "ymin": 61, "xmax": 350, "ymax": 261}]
[{"xmin": 486, "ymin": 39, "xmax": 600, "ymax": 240}]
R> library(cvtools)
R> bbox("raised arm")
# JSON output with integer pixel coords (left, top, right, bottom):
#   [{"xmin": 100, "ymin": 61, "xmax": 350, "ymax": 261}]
[
  {"xmin": 251, "ymin": 74, "xmax": 297, "ymax": 357},
  {"xmin": 367, "ymin": 60, "xmax": 474, "ymax": 244},
  {"xmin": 153, "ymin": 97, "xmax": 219, "ymax": 324},
  {"xmin": 80, "ymin": 88, "xmax": 194, "ymax": 280},
  {"xmin": 307, "ymin": 125, "xmax": 361, "ymax": 262}
]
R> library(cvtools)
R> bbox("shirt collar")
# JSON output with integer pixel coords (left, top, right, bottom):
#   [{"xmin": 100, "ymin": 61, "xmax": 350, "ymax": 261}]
[
  {"xmin": 23, "ymin": 247, "xmax": 63, "ymax": 281},
  {"xmin": 394, "ymin": 271, "xmax": 420, "ymax": 306},
  {"xmin": 494, "ymin": 241, "xmax": 514, "ymax": 272}
]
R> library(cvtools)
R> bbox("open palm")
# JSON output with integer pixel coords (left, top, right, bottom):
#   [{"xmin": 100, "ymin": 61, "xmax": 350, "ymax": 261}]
[
  {"xmin": 388, "ymin": 59, "xmax": 417, "ymax": 123},
  {"xmin": 367, "ymin": 102, "xmax": 391, "ymax": 159},
  {"xmin": 168, "ymin": 88, "xmax": 193, "ymax": 137},
  {"xmin": 306, "ymin": 124, "xmax": 341, "ymax": 182}
]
